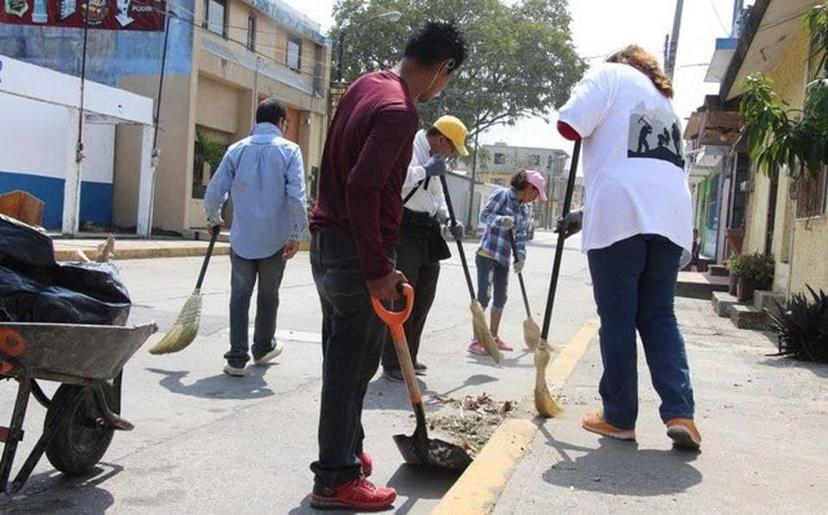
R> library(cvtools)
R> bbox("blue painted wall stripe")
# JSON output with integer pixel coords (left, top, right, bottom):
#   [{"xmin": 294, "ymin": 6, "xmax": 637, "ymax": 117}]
[{"xmin": 0, "ymin": 170, "xmax": 64, "ymax": 229}]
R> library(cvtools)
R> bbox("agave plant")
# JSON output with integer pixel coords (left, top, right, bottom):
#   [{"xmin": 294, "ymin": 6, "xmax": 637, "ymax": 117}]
[{"xmin": 768, "ymin": 286, "xmax": 828, "ymax": 363}]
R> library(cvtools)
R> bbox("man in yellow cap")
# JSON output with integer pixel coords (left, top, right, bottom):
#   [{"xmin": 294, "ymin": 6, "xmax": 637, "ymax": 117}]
[{"xmin": 381, "ymin": 115, "xmax": 470, "ymax": 381}]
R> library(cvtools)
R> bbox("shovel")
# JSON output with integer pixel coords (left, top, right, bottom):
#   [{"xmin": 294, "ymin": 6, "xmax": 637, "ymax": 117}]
[
  {"xmin": 508, "ymin": 230, "xmax": 541, "ymax": 350},
  {"xmin": 534, "ymin": 139, "xmax": 582, "ymax": 418},
  {"xmin": 371, "ymin": 284, "xmax": 473, "ymax": 471}
]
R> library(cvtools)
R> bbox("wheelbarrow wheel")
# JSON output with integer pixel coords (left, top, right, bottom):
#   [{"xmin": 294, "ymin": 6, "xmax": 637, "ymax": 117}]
[{"xmin": 44, "ymin": 383, "xmax": 116, "ymax": 475}]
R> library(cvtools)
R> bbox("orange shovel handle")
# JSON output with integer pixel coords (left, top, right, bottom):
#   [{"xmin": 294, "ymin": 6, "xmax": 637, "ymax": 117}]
[{"xmin": 370, "ymin": 283, "xmax": 414, "ymax": 340}]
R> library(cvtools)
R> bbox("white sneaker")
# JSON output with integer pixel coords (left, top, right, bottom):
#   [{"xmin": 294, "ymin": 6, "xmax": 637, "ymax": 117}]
[
  {"xmin": 223, "ymin": 364, "xmax": 246, "ymax": 377},
  {"xmin": 253, "ymin": 340, "xmax": 284, "ymax": 366}
]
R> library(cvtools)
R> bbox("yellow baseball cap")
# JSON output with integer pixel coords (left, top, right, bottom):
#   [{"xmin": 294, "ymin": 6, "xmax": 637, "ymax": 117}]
[{"xmin": 433, "ymin": 115, "xmax": 470, "ymax": 157}]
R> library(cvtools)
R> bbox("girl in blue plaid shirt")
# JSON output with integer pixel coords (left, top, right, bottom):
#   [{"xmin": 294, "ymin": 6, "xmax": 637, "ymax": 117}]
[{"xmin": 469, "ymin": 170, "xmax": 547, "ymax": 355}]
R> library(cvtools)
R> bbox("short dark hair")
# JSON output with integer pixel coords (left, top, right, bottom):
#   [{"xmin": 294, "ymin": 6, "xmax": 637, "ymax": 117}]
[
  {"xmin": 256, "ymin": 98, "xmax": 287, "ymax": 125},
  {"xmin": 426, "ymin": 126, "xmax": 443, "ymax": 138},
  {"xmin": 511, "ymin": 171, "xmax": 530, "ymax": 190},
  {"xmin": 404, "ymin": 20, "xmax": 467, "ymax": 73}
]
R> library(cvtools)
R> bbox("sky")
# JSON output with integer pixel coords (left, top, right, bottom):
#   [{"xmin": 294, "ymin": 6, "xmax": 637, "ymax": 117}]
[{"xmin": 281, "ymin": 0, "xmax": 740, "ymax": 152}]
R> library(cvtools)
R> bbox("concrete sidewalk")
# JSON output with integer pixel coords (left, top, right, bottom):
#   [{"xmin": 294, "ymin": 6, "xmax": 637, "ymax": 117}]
[{"xmin": 487, "ymin": 297, "xmax": 828, "ymax": 514}]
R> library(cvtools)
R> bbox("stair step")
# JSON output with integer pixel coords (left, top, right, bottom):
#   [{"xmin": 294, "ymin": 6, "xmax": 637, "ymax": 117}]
[
  {"xmin": 753, "ymin": 290, "xmax": 785, "ymax": 317},
  {"xmin": 711, "ymin": 291, "xmax": 742, "ymax": 317},
  {"xmin": 708, "ymin": 264, "xmax": 729, "ymax": 277},
  {"xmin": 730, "ymin": 304, "xmax": 769, "ymax": 330}
]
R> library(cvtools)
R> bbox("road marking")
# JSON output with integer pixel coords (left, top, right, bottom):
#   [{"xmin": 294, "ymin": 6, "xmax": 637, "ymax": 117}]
[{"xmin": 432, "ymin": 318, "xmax": 599, "ymax": 515}]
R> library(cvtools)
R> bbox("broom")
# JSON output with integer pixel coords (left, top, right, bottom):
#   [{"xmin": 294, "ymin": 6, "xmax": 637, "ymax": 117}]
[
  {"xmin": 508, "ymin": 230, "xmax": 541, "ymax": 350},
  {"xmin": 149, "ymin": 228, "xmax": 219, "ymax": 355},
  {"xmin": 439, "ymin": 175, "xmax": 501, "ymax": 363},
  {"xmin": 534, "ymin": 139, "xmax": 582, "ymax": 418}
]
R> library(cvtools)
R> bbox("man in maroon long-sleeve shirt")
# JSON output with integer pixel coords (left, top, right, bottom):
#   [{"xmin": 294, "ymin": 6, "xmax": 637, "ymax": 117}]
[{"xmin": 309, "ymin": 21, "xmax": 466, "ymax": 511}]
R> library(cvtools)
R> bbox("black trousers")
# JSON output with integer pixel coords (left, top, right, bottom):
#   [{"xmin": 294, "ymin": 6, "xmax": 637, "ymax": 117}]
[
  {"xmin": 381, "ymin": 233, "xmax": 440, "ymax": 371},
  {"xmin": 310, "ymin": 231, "xmax": 392, "ymax": 488}
]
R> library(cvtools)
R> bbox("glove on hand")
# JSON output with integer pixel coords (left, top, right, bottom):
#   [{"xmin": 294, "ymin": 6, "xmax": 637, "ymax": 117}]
[
  {"xmin": 513, "ymin": 259, "xmax": 525, "ymax": 274},
  {"xmin": 449, "ymin": 222, "xmax": 465, "ymax": 241},
  {"xmin": 497, "ymin": 215, "xmax": 515, "ymax": 229},
  {"xmin": 555, "ymin": 210, "xmax": 583, "ymax": 239},
  {"xmin": 423, "ymin": 155, "xmax": 447, "ymax": 177}
]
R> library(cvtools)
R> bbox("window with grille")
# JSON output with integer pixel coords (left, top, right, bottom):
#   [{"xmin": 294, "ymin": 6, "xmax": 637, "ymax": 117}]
[
  {"xmin": 796, "ymin": 166, "xmax": 828, "ymax": 218},
  {"xmin": 494, "ymin": 153, "xmax": 505, "ymax": 165}
]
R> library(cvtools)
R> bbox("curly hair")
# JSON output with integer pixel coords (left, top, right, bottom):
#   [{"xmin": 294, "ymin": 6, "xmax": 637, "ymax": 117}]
[{"xmin": 607, "ymin": 44, "xmax": 674, "ymax": 98}]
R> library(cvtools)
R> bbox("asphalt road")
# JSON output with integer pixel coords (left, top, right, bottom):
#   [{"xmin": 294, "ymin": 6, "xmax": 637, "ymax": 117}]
[{"xmin": 0, "ymin": 230, "xmax": 597, "ymax": 514}]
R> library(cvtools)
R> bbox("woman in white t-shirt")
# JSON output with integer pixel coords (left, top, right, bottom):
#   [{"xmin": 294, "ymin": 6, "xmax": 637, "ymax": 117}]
[{"xmin": 556, "ymin": 45, "xmax": 700, "ymax": 450}]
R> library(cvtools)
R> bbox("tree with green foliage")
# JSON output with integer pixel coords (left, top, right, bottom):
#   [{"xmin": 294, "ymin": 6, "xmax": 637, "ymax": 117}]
[{"xmin": 330, "ymin": 0, "xmax": 585, "ymax": 139}]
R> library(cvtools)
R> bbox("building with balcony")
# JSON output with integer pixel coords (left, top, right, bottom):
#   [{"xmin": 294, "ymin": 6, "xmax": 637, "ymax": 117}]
[{"xmin": 0, "ymin": 0, "xmax": 331, "ymax": 233}]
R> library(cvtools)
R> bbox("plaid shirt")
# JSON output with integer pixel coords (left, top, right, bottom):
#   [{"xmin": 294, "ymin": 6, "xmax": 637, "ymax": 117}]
[{"xmin": 477, "ymin": 188, "xmax": 528, "ymax": 267}]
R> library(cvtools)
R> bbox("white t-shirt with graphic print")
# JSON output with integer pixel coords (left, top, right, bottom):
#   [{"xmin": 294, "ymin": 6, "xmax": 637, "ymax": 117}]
[{"xmin": 558, "ymin": 62, "xmax": 693, "ymax": 261}]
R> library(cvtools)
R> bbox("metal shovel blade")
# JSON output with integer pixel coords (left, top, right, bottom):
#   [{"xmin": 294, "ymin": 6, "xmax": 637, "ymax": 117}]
[{"xmin": 392, "ymin": 432, "xmax": 472, "ymax": 472}]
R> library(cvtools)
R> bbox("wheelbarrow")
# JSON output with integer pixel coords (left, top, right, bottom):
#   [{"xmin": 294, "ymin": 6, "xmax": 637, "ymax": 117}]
[{"xmin": 0, "ymin": 321, "xmax": 157, "ymax": 495}]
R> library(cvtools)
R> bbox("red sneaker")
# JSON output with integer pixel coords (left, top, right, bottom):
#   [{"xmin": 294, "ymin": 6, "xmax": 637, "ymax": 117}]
[
  {"xmin": 358, "ymin": 451, "xmax": 373, "ymax": 477},
  {"xmin": 311, "ymin": 478, "xmax": 396, "ymax": 511}
]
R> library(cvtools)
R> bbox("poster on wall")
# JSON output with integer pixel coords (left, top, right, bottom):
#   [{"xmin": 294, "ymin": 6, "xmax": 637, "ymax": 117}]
[{"xmin": 0, "ymin": 0, "xmax": 166, "ymax": 31}]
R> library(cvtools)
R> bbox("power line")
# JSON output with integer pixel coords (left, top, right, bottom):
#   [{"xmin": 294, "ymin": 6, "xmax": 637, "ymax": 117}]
[{"xmin": 708, "ymin": 0, "xmax": 730, "ymax": 34}]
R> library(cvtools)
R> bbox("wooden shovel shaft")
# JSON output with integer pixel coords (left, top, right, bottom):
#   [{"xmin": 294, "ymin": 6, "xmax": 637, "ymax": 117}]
[
  {"xmin": 541, "ymin": 140, "xmax": 581, "ymax": 340},
  {"xmin": 439, "ymin": 175, "xmax": 476, "ymax": 302}
]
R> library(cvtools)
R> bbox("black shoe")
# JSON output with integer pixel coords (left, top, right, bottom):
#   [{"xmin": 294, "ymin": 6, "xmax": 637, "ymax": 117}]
[
  {"xmin": 383, "ymin": 368, "xmax": 404, "ymax": 382},
  {"xmin": 414, "ymin": 362, "xmax": 427, "ymax": 372}
]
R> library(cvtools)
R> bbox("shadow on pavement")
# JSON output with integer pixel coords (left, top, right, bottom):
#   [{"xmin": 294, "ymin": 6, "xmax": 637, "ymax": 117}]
[
  {"xmin": 466, "ymin": 350, "xmax": 533, "ymax": 369},
  {"xmin": 540, "ymin": 425, "xmax": 702, "ymax": 496},
  {"xmin": 387, "ymin": 464, "xmax": 460, "ymax": 514},
  {"xmin": 0, "ymin": 463, "xmax": 120, "ymax": 514},
  {"xmin": 287, "ymin": 493, "xmax": 396, "ymax": 514},
  {"xmin": 758, "ymin": 357, "xmax": 828, "ymax": 379},
  {"xmin": 146, "ymin": 366, "xmax": 274, "ymax": 399}
]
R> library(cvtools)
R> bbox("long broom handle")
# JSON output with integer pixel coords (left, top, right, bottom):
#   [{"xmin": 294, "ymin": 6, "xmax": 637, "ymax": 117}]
[
  {"xmin": 540, "ymin": 140, "xmax": 581, "ymax": 339},
  {"xmin": 509, "ymin": 230, "xmax": 532, "ymax": 319},
  {"xmin": 195, "ymin": 229, "xmax": 219, "ymax": 290},
  {"xmin": 439, "ymin": 175, "xmax": 476, "ymax": 301}
]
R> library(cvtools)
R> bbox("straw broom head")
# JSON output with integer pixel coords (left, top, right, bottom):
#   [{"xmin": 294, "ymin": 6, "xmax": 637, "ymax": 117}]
[
  {"xmin": 148, "ymin": 290, "xmax": 202, "ymax": 355},
  {"xmin": 523, "ymin": 317, "xmax": 540, "ymax": 350},
  {"xmin": 470, "ymin": 300, "xmax": 502, "ymax": 364},
  {"xmin": 534, "ymin": 338, "xmax": 564, "ymax": 418}
]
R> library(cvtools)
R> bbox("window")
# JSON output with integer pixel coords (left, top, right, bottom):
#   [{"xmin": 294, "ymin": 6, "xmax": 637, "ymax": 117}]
[
  {"xmin": 287, "ymin": 36, "xmax": 302, "ymax": 72},
  {"xmin": 493, "ymin": 153, "xmax": 505, "ymax": 165},
  {"xmin": 529, "ymin": 154, "xmax": 541, "ymax": 167},
  {"xmin": 313, "ymin": 44, "xmax": 324, "ymax": 96},
  {"xmin": 796, "ymin": 166, "xmax": 828, "ymax": 218},
  {"xmin": 203, "ymin": 0, "xmax": 226, "ymax": 37},
  {"xmin": 246, "ymin": 14, "xmax": 256, "ymax": 51}
]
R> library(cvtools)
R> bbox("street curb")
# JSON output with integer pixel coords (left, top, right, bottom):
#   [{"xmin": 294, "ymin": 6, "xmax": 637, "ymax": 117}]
[
  {"xmin": 432, "ymin": 318, "xmax": 600, "ymax": 515},
  {"xmin": 54, "ymin": 244, "xmax": 232, "ymax": 262}
]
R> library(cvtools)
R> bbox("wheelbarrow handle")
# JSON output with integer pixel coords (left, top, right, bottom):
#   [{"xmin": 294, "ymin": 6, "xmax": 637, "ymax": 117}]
[{"xmin": 370, "ymin": 284, "xmax": 415, "ymax": 340}]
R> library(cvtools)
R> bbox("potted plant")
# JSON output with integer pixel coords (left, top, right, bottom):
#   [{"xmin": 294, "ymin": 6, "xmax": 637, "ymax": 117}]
[
  {"xmin": 725, "ymin": 254, "xmax": 741, "ymax": 296},
  {"xmin": 735, "ymin": 252, "xmax": 774, "ymax": 302}
]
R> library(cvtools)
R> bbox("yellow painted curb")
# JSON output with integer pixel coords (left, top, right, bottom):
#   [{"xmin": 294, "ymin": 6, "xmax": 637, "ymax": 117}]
[
  {"xmin": 53, "ymin": 244, "xmax": 232, "ymax": 262},
  {"xmin": 433, "ymin": 318, "xmax": 600, "ymax": 515}
]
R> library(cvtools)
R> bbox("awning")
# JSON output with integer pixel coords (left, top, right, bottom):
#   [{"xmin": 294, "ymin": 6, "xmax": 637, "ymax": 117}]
[{"xmin": 705, "ymin": 38, "xmax": 738, "ymax": 83}]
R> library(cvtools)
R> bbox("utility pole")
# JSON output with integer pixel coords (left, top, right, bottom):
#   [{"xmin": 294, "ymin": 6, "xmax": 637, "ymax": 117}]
[
  {"xmin": 665, "ymin": 0, "xmax": 684, "ymax": 80},
  {"xmin": 466, "ymin": 126, "xmax": 481, "ymax": 228}
]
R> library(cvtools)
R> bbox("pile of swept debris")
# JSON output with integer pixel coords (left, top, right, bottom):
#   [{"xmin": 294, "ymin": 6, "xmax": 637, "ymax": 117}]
[{"xmin": 427, "ymin": 393, "xmax": 517, "ymax": 455}]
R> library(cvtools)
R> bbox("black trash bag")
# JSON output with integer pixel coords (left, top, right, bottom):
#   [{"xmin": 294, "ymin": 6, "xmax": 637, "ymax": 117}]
[
  {"xmin": 0, "ymin": 261, "xmax": 131, "ymax": 326},
  {"xmin": 0, "ymin": 214, "xmax": 55, "ymax": 268}
]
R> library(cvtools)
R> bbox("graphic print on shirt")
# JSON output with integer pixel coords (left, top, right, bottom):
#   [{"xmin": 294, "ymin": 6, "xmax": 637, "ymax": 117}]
[{"xmin": 627, "ymin": 102, "xmax": 685, "ymax": 169}]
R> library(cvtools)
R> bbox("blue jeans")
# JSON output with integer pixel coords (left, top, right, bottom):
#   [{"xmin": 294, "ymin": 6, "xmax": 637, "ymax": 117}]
[
  {"xmin": 476, "ymin": 254, "xmax": 509, "ymax": 309},
  {"xmin": 587, "ymin": 234, "xmax": 695, "ymax": 430},
  {"xmin": 310, "ymin": 231, "xmax": 392, "ymax": 489},
  {"xmin": 226, "ymin": 249, "xmax": 286, "ymax": 368}
]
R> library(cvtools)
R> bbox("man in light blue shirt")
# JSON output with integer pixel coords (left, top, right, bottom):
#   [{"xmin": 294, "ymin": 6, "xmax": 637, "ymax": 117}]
[{"xmin": 205, "ymin": 98, "xmax": 308, "ymax": 377}]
